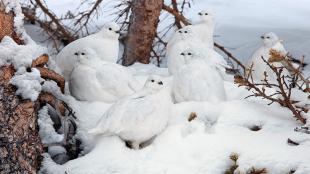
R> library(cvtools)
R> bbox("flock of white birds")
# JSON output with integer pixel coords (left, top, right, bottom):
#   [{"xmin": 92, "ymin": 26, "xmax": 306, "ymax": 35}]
[{"xmin": 55, "ymin": 9, "xmax": 288, "ymax": 150}]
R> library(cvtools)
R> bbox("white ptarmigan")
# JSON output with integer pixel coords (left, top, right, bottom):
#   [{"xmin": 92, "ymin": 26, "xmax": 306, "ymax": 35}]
[
  {"xmin": 69, "ymin": 48, "xmax": 140, "ymax": 103},
  {"xmin": 89, "ymin": 75, "xmax": 172, "ymax": 149},
  {"xmin": 247, "ymin": 32, "xmax": 288, "ymax": 82},
  {"xmin": 56, "ymin": 22, "xmax": 120, "ymax": 80},
  {"xmin": 186, "ymin": 9, "xmax": 215, "ymax": 49},
  {"xmin": 168, "ymin": 9, "xmax": 215, "ymax": 49},
  {"xmin": 173, "ymin": 49, "xmax": 226, "ymax": 103},
  {"xmin": 166, "ymin": 27, "xmax": 229, "ymax": 75}
]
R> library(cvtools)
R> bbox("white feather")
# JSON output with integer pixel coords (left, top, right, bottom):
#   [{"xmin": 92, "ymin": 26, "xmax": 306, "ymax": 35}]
[
  {"xmin": 247, "ymin": 32, "xmax": 288, "ymax": 82},
  {"xmin": 89, "ymin": 75, "xmax": 172, "ymax": 149},
  {"xmin": 69, "ymin": 48, "xmax": 139, "ymax": 103},
  {"xmin": 167, "ymin": 27, "xmax": 229, "ymax": 75},
  {"xmin": 56, "ymin": 22, "xmax": 120, "ymax": 80},
  {"xmin": 173, "ymin": 49, "xmax": 226, "ymax": 103}
]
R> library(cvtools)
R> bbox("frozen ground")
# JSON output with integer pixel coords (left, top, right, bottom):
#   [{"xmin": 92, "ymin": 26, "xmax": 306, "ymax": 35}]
[{"xmin": 18, "ymin": 0, "xmax": 310, "ymax": 173}]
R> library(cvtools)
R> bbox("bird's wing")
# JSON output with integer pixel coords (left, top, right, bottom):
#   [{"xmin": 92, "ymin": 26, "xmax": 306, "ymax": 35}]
[
  {"xmin": 106, "ymin": 90, "xmax": 156, "ymax": 133},
  {"xmin": 272, "ymin": 42, "xmax": 287, "ymax": 56},
  {"xmin": 95, "ymin": 63, "xmax": 126, "ymax": 89}
]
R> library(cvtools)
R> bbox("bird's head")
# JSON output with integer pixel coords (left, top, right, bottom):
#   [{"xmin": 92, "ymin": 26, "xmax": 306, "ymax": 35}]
[
  {"xmin": 179, "ymin": 48, "xmax": 197, "ymax": 63},
  {"xmin": 260, "ymin": 32, "xmax": 279, "ymax": 47},
  {"xmin": 198, "ymin": 9, "xmax": 214, "ymax": 24},
  {"xmin": 144, "ymin": 75, "xmax": 165, "ymax": 91},
  {"xmin": 74, "ymin": 48, "xmax": 99, "ymax": 66},
  {"xmin": 176, "ymin": 27, "xmax": 194, "ymax": 40},
  {"xmin": 100, "ymin": 22, "xmax": 120, "ymax": 39}
]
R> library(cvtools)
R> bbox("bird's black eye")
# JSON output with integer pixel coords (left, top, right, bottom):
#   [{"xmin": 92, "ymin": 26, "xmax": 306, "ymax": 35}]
[
  {"xmin": 81, "ymin": 52, "xmax": 85, "ymax": 55},
  {"xmin": 151, "ymin": 80, "xmax": 155, "ymax": 83},
  {"xmin": 261, "ymin": 36, "xmax": 265, "ymax": 39},
  {"xmin": 181, "ymin": 53, "xmax": 185, "ymax": 56},
  {"xmin": 178, "ymin": 30, "xmax": 182, "ymax": 33},
  {"xmin": 184, "ymin": 31, "xmax": 188, "ymax": 33},
  {"xmin": 74, "ymin": 52, "xmax": 79, "ymax": 56},
  {"xmin": 198, "ymin": 12, "xmax": 202, "ymax": 15},
  {"xmin": 109, "ymin": 28, "xmax": 112, "ymax": 31},
  {"xmin": 266, "ymin": 36, "xmax": 270, "ymax": 39},
  {"xmin": 205, "ymin": 13, "xmax": 208, "ymax": 15},
  {"xmin": 188, "ymin": 53, "xmax": 192, "ymax": 55},
  {"xmin": 158, "ymin": 81, "xmax": 163, "ymax": 85}
]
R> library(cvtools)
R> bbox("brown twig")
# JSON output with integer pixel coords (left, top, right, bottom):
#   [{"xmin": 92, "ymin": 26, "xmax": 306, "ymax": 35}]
[
  {"xmin": 162, "ymin": 4, "xmax": 190, "ymax": 26},
  {"xmin": 234, "ymin": 52, "xmax": 307, "ymax": 124},
  {"xmin": 31, "ymin": 54, "xmax": 49, "ymax": 67},
  {"xmin": 38, "ymin": 91, "xmax": 66, "ymax": 116},
  {"xmin": 36, "ymin": 67, "xmax": 65, "ymax": 94},
  {"xmin": 33, "ymin": 0, "xmax": 76, "ymax": 43}
]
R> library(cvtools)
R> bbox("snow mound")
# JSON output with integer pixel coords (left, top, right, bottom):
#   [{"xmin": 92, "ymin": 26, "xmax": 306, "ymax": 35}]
[
  {"xmin": 9, "ymin": 67, "xmax": 43, "ymax": 101},
  {"xmin": 0, "ymin": 36, "xmax": 46, "ymax": 68}
]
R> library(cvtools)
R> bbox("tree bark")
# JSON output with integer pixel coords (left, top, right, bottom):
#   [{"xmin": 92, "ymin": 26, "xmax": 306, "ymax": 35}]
[
  {"xmin": 122, "ymin": 0, "xmax": 163, "ymax": 66},
  {"xmin": 0, "ymin": 7, "xmax": 43, "ymax": 174},
  {"xmin": 0, "ymin": 9, "xmax": 23, "ymax": 45}
]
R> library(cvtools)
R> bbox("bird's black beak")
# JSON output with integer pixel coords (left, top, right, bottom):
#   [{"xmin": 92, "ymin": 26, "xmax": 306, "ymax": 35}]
[
  {"xmin": 198, "ymin": 12, "xmax": 202, "ymax": 16},
  {"xmin": 260, "ymin": 36, "xmax": 264, "ymax": 39},
  {"xmin": 158, "ymin": 81, "xmax": 163, "ymax": 85},
  {"xmin": 115, "ymin": 30, "xmax": 120, "ymax": 34}
]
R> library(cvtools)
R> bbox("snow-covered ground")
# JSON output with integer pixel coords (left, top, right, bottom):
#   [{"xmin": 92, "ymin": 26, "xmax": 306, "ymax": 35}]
[
  {"xmin": 16, "ymin": 0, "xmax": 310, "ymax": 173},
  {"xmin": 39, "ymin": 64, "xmax": 310, "ymax": 174}
]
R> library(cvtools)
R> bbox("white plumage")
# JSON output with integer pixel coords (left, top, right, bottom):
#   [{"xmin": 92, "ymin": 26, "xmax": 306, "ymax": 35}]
[
  {"xmin": 173, "ymin": 49, "xmax": 226, "ymax": 103},
  {"xmin": 56, "ymin": 22, "xmax": 120, "ymax": 80},
  {"xmin": 89, "ymin": 75, "xmax": 172, "ymax": 149},
  {"xmin": 166, "ymin": 27, "xmax": 229, "ymax": 75},
  {"xmin": 247, "ymin": 32, "xmax": 288, "ymax": 82},
  {"xmin": 69, "ymin": 48, "xmax": 139, "ymax": 103},
  {"xmin": 167, "ymin": 9, "xmax": 215, "ymax": 49},
  {"xmin": 186, "ymin": 9, "xmax": 215, "ymax": 49}
]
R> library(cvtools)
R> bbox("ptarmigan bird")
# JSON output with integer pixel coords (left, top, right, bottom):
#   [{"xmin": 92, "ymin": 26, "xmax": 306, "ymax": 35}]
[
  {"xmin": 186, "ymin": 9, "xmax": 215, "ymax": 49},
  {"xmin": 89, "ymin": 75, "xmax": 172, "ymax": 149},
  {"xmin": 56, "ymin": 22, "xmax": 120, "ymax": 80},
  {"xmin": 173, "ymin": 49, "xmax": 226, "ymax": 103},
  {"xmin": 168, "ymin": 9, "xmax": 215, "ymax": 49},
  {"xmin": 166, "ymin": 27, "xmax": 229, "ymax": 75},
  {"xmin": 69, "ymin": 48, "xmax": 139, "ymax": 103},
  {"xmin": 247, "ymin": 32, "xmax": 288, "ymax": 82}
]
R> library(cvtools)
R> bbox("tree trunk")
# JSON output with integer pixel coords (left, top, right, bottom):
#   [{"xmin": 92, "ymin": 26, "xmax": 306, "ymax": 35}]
[
  {"xmin": 0, "ymin": 9, "xmax": 23, "ymax": 45},
  {"xmin": 122, "ymin": 0, "xmax": 163, "ymax": 66},
  {"xmin": 0, "ymin": 7, "xmax": 43, "ymax": 174}
]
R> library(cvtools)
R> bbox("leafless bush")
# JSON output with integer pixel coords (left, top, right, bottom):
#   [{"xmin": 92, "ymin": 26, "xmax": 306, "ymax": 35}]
[{"xmin": 234, "ymin": 50, "xmax": 309, "ymax": 124}]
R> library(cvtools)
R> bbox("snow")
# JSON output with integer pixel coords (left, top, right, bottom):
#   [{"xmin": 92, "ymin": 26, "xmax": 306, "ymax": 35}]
[
  {"xmin": 0, "ymin": 36, "xmax": 46, "ymax": 68},
  {"xmin": 2, "ymin": 0, "xmax": 36, "ymax": 44},
  {"xmin": 38, "ymin": 106, "xmax": 64, "ymax": 144},
  {"xmin": 5, "ymin": 0, "xmax": 310, "ymax": 173},
  {"xmin": 0, "ymin": 2, "xmax": 48, "ymax": 102},
  {"xmin": 0, "ymin": 35, "xmax": 46, "ymax": 101},
  {"xmin": 38, "ymin": 63, "xmax": 310, "ymax": 174},
  {"xmin": 9, "ymin": 67, "xmax": 43, "ymax": 101}
]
